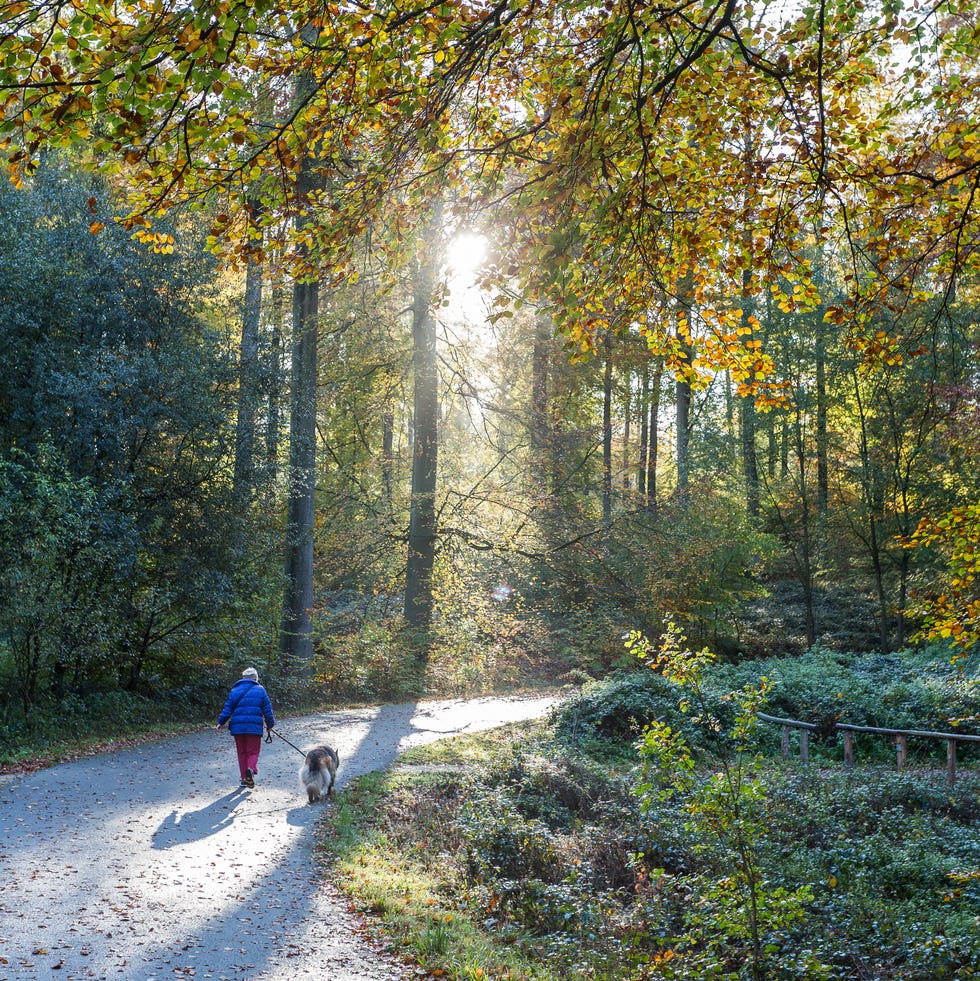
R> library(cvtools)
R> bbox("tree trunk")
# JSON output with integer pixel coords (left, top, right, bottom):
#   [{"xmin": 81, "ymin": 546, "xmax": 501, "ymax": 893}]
[
  {"xmin": 740, "ymin": 269, "xmax": 760, "ymax": 517},
  {"xmin": 676, "ymin": 269, "xmax": 695, "ymax": 495},
  {"xmin": 602, "ymin": 335, "xmax": 613, "ymax": 532},
  {"xmin": 279, "ymin": 271, "xmax": 319, "ymax": 663},
  {"xmin": 381, "ymin": 401, "xmax": 394, "ymax": 509},
  {"xmin": 814, "ymin": 208, "xmax": 829, "ymax": 526},
  {"xmin": 852, "ymin": 371, "xmax": 891, "ymax": 653},
  {"xmin": 622, "ymin": 364, "xmax": 631, "ymax": 493},
  {"xmin": 741, "ymin": 388, "xmax": 760, "ymax": 518},
  {"xmin": 816, "ymin": 329, "xmax": 828, "ymax": 523},
  {"xmin": 279, "ymin": 63, "xmax": 321, "ymax": 664},
  {"xmin": 530, "ymin": 310, "xmax": 551, "ymax": 478},
  {"xmin": 404, "ymin": 204, "xmax": 442, "ymax": 629},
  {"xmin": 638, "ymin": 361, "xmax": 649, "ymax": 497},
  {"xmin": 233, "ymin": 199, "xmax": 263, "ymax": 505},
  {"xmin": 647, "ymin": 362, "xmax": 662, "ymax": 516},
  {"xmin": 266, "ymin": 277, "xmax": 284, "ymax": 485}
]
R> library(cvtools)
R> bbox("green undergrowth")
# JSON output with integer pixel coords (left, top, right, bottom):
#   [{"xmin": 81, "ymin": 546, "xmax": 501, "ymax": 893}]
[{"xmin": 318, "ymin": 650, "xmax": 980, "ymax": 981}]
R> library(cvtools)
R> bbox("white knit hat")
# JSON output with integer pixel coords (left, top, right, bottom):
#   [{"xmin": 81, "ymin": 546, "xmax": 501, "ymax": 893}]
[{"xmin": 242, "ymin": 667, "xmax": 259, "ymax": 680}]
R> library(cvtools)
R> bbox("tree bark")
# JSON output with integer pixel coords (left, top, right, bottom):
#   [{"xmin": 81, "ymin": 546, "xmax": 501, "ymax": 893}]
[
  {"xmin": 741, "ymin": 396, "xmax": 760, "ymax": 517},
  {"xmin": 404, "ymin": 204, "xmax": 442, "ymax": 629},
  {"xmin": 530, "ymin": 310, "xmax": 551, "ymax": 478},
  {"xmin": 279, "ymin": 270, "xmax": 319, "ymax": 663},
  {"xmin": 265, "ymin": 276, "xmax": 284, "ymax": 485},
  {"xmin": 647, "ymin": 361, "xmax": 662, "ymax": 516},
  {"xmin": 638, "ymin": 361, "xmax": 649, "ymax": 497},
  {"xmin": 602, "ymin": 334, "xmax": 613, "ymax": 532},
  {"xmin": 233, "ymin": 199, "xmax": 263, "ymax": 505},
  {"xmin": 279, "ymin": 58, "xmax": 321, "ymax": 664},
  {"xmin": 676, "ymin": 268, "xmax": 695, "ymax": 495}
]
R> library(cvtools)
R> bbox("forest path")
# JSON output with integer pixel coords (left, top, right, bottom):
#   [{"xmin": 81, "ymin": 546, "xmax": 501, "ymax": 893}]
[{"xmin": 0, "ymin": 693, "xmax": 559, "ymax": 981}]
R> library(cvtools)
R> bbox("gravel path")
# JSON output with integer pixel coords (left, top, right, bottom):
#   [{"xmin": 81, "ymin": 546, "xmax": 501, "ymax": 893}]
[{"xmin": 0, "ymin": 694, "xmax": 558, "ymax": 981}]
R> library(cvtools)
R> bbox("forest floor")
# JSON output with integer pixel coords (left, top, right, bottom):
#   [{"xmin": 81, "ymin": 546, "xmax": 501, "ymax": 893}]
[{"xmin": 0, "ymin": 693, "xmax": 558, "ymax": 981}]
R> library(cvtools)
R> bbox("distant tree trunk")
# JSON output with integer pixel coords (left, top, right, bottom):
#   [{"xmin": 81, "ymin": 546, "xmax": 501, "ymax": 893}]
[
  {"xmin": 738, "ymin": 133, "xmax": 760, "ymax": 518},
  {"xmin": 852, "ymin": 371, "xmax": 891, "ymax": 653},
  {"xmin": 791, "ymin": 404, "xmax": 818, "ymax": 647},
  {"xmin": 676, "ymin": 268, "xmax": 695, "ymax": 495},
  {"xmin": 602, "ymin": 335, "xmax": 613, "ymax": 532},
  {"xmin": 266, "ymin": 277, "xmax": 285, "ymax": 484},
  {"xmin": 404, "ymin": 204, "xmax": 442, "ymax": 629},
  {"xmin": 530, "ymin": 308, "xmax": 567, "ymax": 508},
  {"xmin": 647, "ymin": 362, "xmax": 662, "ymax": 516},
  {"xmin": 816, "ymin": 325, "xmax": 829, "ymax": 524},
  {"xmin": 676, "ymin": 373, "xmax": 691, "ymax": 492},
  {"xmin": 813, "ymin": 205, "xmax": 829, "ymax": 526},
  {"xmin": 740, "ymin": 294, "xmax": 760, "ymax": 517},
  {"xmin": 638, "ymin": 361, "xmax": 649, "ymax": 497},
  {"xmin": 622, "ymin": 364, "xmax": 631, "ymax": 493},
  {"xmin": 780, "ymin": 416, "xmax": 789, "ymax": 477},
  {"xmin": 381, "ymin": 399, "xmax": 394, "ymax": 508},
  {"xmin": 530, "ymin": 310, "xmax": 551, "ymax": 476},
  {"xmin": 280, "ymin": 60, "xmax": 321, "ymax": 664},
  {"xmin": 280, "ymin": 269, "xmax": 319, "ymax": 663},
  {"xmin": 233, "ymin": 199, "xmax": 263, "ymax": 505},
  {"xmin": 741, "ymin": 398, "xmax": 760, "ymax": 517}
]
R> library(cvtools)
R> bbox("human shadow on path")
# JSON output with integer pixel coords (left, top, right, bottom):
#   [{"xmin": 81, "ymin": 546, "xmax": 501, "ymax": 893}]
[
  {"xmin": 119, "ymin": 701, "xmax": 425, "ymax": 981},
  {"xmin": 151, "ymin": 787, "xmax": 250, "ymax": 848}
]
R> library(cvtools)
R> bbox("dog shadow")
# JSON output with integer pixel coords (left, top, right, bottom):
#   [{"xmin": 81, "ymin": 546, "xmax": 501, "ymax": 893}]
[{"xmin": 151, "ymin": 788, "xmax": 248, "ymax": 849}]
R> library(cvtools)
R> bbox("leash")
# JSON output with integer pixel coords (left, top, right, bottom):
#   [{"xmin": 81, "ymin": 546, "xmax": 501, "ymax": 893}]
[{"xmin": 267, "ymin": 727, "xmax": 307, "ymax": 757}]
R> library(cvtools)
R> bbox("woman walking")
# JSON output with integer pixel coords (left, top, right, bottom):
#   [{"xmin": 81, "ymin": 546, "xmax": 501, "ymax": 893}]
[{"xmin": 215, "ymin": 667, "xmax": 275, "ymax": 788}]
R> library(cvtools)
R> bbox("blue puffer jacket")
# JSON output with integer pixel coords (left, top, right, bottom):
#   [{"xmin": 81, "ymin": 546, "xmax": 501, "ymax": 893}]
[{"xmin": 217, "ymin": 679, "xmax": 275, "ymax": 736}]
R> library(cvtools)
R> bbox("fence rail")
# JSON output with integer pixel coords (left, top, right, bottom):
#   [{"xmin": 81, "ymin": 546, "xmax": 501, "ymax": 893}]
[{"xmin": 756, "ymin": 712, "xmax": 980, "ymax": 786}]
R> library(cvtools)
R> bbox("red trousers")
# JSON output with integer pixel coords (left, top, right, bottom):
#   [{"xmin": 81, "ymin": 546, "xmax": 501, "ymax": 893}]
[{"xmin": 233, "ymin": 733, "xmax": 262, "ymax": 778}]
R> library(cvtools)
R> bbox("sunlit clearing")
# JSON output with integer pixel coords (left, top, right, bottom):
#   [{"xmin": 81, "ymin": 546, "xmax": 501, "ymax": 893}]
[{"xmin": 447, "ymin": 232, "xmax": 487, "ymax": 279}]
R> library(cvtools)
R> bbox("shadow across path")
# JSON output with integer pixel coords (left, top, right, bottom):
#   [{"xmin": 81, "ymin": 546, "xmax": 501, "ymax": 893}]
[{"xmin": 0, "ymin": 693, "xmax": 557, "ymax": 980}]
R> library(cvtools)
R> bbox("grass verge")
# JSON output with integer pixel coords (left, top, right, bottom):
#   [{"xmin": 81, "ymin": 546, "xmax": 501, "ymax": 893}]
[{"xmin": 318, "ymin": 722, "xmax": 553, "ymax": 981}]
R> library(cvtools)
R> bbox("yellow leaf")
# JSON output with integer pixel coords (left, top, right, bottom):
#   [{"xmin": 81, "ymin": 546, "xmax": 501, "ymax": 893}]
[{"xmin": 89, "ymin": 221, "xmax": 105, "ymax": 235}]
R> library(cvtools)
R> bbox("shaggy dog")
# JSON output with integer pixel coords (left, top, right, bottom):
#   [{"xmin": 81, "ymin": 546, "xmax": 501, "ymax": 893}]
[{"xmin": 300, "ymin": 745, "xmax": 340, "ymax": 803}]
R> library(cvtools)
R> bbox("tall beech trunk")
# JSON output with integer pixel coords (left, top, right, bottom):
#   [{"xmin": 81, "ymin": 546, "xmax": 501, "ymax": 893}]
[
  {"xmin": 280, "ymin": 269, "xmax": 319, "ymax": 663},
  {"xmin": 676, "ymin": 268, "xmax": 695, "ymax": 495},
  {"xmin": 622, "ymin": 366, "xmax": 631, "ymax": 493},
  {"xmin": 233, "ymin": 199, "xmax": 263, "ymax": 505},
  {"xmin": 404, "ymin": 205, "xmax": 442, "ymax": 629},
  {"xmin": 266, "ymin": 277, "xmax": 284, "ymax": 485},
  {"xmin": 602, "ymin": 335, "xmax": 613, "ymax": 532},
  {"xmin": 280, "ymin": 57, "xmax": 321, "ymax": 664},
  {"xmin": 531, "ymin": 310, "xmax": 551, "ymax": 483},
  {"xmin": 638, "ymin": 361, "xmax": 649, "ymax": 497},
  {"xmin": 381, "ymin": 400, "xmax": 394, "ymax": 508},
  {"xmin": 647, "ymin": 361, "xmax": 662, "ymax": 516}
]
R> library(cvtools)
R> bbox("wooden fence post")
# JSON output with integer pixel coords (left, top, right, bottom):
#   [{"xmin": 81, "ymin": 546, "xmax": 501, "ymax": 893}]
[
  {"xmin": 947, "ymin": 739, "xmax": 957, "ymax": 787},
  {"xmin": 895, "ymin": 734, "xmax": 907, "ymax": 770},
  {"xmin": 781, "ymin": 725, "xmax": 790, "ymax": 761},
  {"xmin": 800, "ymin": 729, "xmax": 810, "ymax": 765},
  {"xmin": 843, "ymin": 730, "xmax": 853, "ymax": 768}
]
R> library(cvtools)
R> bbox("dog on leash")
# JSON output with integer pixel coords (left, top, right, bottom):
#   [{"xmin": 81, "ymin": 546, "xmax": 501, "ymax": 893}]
[{"xmin": 300, "ymin": 745, "xmax": 340, "ymax": 803}]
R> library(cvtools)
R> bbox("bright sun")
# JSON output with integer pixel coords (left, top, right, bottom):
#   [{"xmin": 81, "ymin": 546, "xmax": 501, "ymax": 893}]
[{"xmin": 446, "ymin": 232, "xmax": 487, "ymax": 279}]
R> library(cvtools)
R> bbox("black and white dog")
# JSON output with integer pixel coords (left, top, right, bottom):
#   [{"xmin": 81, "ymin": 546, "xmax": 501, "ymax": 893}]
[{"xmin": 300, "ymin": 745, "xmax": 340, "ymax": 803}]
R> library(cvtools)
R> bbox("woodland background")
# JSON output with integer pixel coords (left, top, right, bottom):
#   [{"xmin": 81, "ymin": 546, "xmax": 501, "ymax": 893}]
[{"xmin": 0, "ymin": 0, "xmax": 978, "ymax": 742}]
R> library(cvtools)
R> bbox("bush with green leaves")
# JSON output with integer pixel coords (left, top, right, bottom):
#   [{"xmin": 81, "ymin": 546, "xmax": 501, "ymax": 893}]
[{"xmin": 552, "ymin": 670, "xmax": 700, "ymax": 747}]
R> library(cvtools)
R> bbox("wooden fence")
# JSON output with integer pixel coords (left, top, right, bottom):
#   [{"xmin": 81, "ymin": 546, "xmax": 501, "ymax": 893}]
[{"xmin": 756, "ymin": 712, "xmax": 980, "ymax": 786}]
